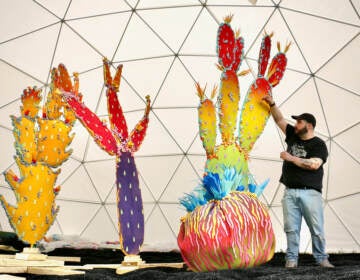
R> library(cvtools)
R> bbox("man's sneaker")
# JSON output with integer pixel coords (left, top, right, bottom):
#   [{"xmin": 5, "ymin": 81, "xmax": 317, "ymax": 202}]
[
  {"xmin": 319, "ymin": 259, "xmax": 335, "ymax": 268},
  {"xmin": 285, "ymin": 260, "xmax": 297, "ymax": 268}
]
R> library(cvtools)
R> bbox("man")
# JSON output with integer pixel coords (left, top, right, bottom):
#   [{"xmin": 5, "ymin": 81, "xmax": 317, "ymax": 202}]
[{"xmin": 263, "ymin": 95, "xmax": 334, "ymax": 268}]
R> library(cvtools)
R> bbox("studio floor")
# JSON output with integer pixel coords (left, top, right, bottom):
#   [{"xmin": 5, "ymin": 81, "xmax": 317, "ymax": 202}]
[{"xmin": 1, "ymin": 248, "xmax": 360, "ymax": 279}]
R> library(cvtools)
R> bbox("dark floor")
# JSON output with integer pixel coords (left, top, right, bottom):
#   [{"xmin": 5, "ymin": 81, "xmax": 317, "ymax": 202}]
[{"xmin": 1, "ymin": 248, "xmax": 360, "ymax": 279}]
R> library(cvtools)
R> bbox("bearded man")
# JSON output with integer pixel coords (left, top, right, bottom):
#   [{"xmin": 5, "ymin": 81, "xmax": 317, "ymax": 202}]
[{"xmin": 263, "ymin": 95, "xmax": 334, "ymax": 268}]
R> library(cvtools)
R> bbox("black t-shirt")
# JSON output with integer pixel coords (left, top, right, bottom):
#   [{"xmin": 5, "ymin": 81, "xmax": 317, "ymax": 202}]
[{"xmin": 280, "ymin": 124, "xmax": 328, "ymax": 192}]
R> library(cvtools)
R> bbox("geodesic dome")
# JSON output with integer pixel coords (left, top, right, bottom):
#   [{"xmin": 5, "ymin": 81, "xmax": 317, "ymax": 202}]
[{"xmin": 0, "ymin": 0, "xmax": 359, "ymax": 253}]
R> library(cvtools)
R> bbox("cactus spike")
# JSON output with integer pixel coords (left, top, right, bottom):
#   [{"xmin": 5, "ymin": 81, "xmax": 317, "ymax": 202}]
[
  {"xmin": 145, "ymin": 95, "xmax": 151, "ymax": 115},
  {"xmin": 216, "ymin": 63, "xmax": 224, "ymax": 72},
  {"xmin": 238, "ymin": 69, "xmax": 251, "ymax": 76},
  {"xmin": 103, "ymin": 57, "xmax": 113, "ymax": 87},
  {"xmin": 195, "ymin": 82, "xmax": 205, "ymax": 101},
  {"xmin": 224, "ymin": 14, "xmax": 233, "ymax": 24},
  {"xmin": 284, "ymin": 41, "xmax": 292, "ymax": 53},
  {"xmin": 113, "ymin": 64, "xmax": 123, "ymax": 90},
  {"xmin": 73, "ymin": 72, "xmax": 79, "ymax": 94},
  {"xmin": 211, "ymin": 85, "xmax": 218, "ymax": 99},
  {"xmin": 277, "ymin": 41, "xmax": 281, "ymax": 52},
  {"xmin": 263, "ymin": 30, "xmax": 274, "ymax": 37}
]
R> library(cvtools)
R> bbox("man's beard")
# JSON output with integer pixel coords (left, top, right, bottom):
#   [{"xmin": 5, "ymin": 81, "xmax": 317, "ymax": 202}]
[{"xmin": 295, "ymin": 126, "xmax": 308, "ymax": 137}]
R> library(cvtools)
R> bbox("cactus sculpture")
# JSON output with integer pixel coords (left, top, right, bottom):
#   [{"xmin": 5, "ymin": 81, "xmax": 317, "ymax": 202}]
[
  {"xmin": 61, "ymin": 59, "xmax": 150, "ymax": 256},
  {"xmin": 178, "ymin": 15, "xmax": 290, "ymax": 271},
  {"xmin": 0, "ymin": 69, "xmax": 78, "ymax": 246}
]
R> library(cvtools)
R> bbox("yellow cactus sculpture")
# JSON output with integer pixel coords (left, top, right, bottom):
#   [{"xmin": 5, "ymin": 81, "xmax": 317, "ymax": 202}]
[{"xmin": 0, "ymin": 68, "xmax": 78, "ymax": 246}]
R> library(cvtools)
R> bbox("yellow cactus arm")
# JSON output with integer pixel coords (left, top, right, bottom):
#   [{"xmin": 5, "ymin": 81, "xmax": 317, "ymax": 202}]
[
  {"xmin": 37, "ymin": 119, "xmax": 73, "ymax": 167},
  {"xmin": 4, "ymin": 169, "xmax": 21, "ymax": 192},
  {"xmin": 197, "ymin": 83, "xmax": 217, "ymax": 158},
  {"xmin": 239, "ymin": 79, "xmax": 272, "ymax": 151},
  {"xmin": 2, "ymin": 75, "xmax": 76, "ymax": 246},
  {"xmin": 0, "ymin": 196, "xmax": 17, "ymax": 219},
  {"xmin": 218, "ymin": 70, "xmax": 240, "ymax": 145},
  {"xmin": 239, "ymin": 35, "xmax": 288, "ymax": 152},
  {"xmin": 11, "ymin": 116, "xmax": 38, "ymax": 164},
  {"xmin": 43, "ymin": 88, "xmax": 63, "ymax": 120},
  {"xmin": 2, "ymin": 159, "xmax": 60, "ymax": 245}
]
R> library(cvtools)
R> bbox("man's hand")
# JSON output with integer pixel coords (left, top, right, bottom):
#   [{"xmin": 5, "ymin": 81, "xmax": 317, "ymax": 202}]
[{"xmin": 262, "ymin": 95, "xmax": 274, "ymax": 106}]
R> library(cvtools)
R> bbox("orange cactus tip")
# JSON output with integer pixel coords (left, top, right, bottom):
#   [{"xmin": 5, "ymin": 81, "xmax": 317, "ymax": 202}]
[
  {"xmin": 224, "ymin": 14, "xmax": 233, "ymax": 24},
  {"xmin": 22, "ymin": 87, "xmax": 41, "ymax": 101},
  {"xmin": 58, "ymin": 63, "xmax": 73, "ymax": 91},
  {"xmin": 235, "ymin": 29, "xmax": 241, "ymax": 39}
]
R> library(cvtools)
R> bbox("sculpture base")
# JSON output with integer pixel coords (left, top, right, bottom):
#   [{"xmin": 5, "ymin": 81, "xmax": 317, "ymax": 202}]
[
  {"xmin": 116, "ymin": 255, "xmax": 145, "ymax": 274},
  {"xmin": 0, "ymin": 247, "xmax": 86, "ymax": 275},
  {"xmin": 16, "ymin": 247, "xmax": 47, "ymax": 261},
  {"xmin": 115, "ymin": 255, "xmax": 184, "ymax": 275}
]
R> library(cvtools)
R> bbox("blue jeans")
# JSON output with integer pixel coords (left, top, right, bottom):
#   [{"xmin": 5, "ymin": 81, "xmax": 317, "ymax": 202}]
[{"xmin": 282, "ymin": 188, "xmax": 328, "ymax": 263}]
